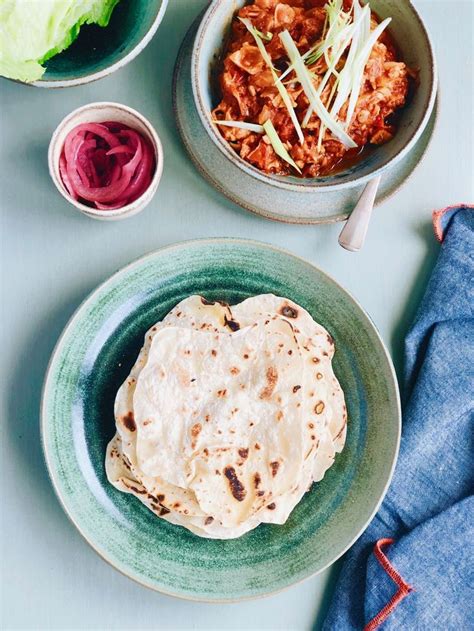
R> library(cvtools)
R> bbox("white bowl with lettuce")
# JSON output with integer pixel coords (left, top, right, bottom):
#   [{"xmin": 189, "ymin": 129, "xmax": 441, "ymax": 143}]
[
  {"xmin": 0, "ymin": 0, "xmax": 167, "ymax": 87},
  {"xmin": 191, "ymin": 0, "xmax": 437, "ymax": 200}
]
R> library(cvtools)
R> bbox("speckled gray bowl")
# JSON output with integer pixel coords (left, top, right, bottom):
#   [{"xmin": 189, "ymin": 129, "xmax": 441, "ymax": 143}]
[
  {"xmin": 42, "ymin": 239, "xmax": 401, "ymax": 601},
  {"xmin": 181, "ymin": 0, "xmax": 437, "ymax": 222},
  {"xmin": 193, "ymin": 0, "xmax": 437, "ymax": 193},
  {"xmin": 174, "ymin": 19, "xmax": 438, "ymax": 223}
]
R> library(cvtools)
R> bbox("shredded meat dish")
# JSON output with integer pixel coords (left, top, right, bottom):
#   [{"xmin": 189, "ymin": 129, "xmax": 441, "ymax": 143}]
[{"xmin": 212, "ymin": 0, "xmax": 414, "ymax": 177}]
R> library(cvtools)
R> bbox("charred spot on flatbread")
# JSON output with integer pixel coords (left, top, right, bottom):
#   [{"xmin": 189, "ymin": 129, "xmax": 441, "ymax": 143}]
[
  {"xmin": 224, "ymin": 466, "xmax": 246, "ymax": 502},
  {"xmin": 122, "ymin": 412, "xmax": 136, "ymax": 432},
  {"xmin": 224, "ymin": 314, "xmax": 240, "ymax": 332},
  {"xmin": 259, "ymin": 366, "xmax": 278, "ymax": 399},
  {"xmin": 314, "ymin": 401, "xmax": 325, "ymax": 415},
  {"xmin": 280, "ymin": 304, "xmax": 298, "ymax": 318}
]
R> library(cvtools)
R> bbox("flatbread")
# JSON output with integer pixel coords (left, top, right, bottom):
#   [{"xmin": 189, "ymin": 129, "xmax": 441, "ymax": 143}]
[{"xmin": 106, "ymin": 294, "xmax": 347, "ymax": 538}]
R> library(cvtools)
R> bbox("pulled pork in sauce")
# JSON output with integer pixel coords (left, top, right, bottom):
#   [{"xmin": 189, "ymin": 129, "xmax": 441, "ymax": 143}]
[{"xmin": 212, "ymin": 0, "xmax": 413, "ymax": 177}]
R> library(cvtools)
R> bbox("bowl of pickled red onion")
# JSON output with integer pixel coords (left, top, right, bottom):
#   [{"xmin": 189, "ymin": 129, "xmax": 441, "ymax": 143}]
[{"xmin": 48, "ymin": 102, "xmax": 163, "ymax": 221}]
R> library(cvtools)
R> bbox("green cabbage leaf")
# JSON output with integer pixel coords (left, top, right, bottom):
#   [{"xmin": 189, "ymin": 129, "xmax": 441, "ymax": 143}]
[{"xmin": 0, "ymin": 0, "xmax": 120, "ymax": 82}]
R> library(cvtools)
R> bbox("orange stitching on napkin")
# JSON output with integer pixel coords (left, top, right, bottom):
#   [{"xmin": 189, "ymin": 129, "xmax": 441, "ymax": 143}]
[
  {"xmin": 432, "ymin": 204, "xmax": 474, "ymax": 242},
  {"xmin": 363, "ymin": 538, "xmax": 414, "ymax": 631}
]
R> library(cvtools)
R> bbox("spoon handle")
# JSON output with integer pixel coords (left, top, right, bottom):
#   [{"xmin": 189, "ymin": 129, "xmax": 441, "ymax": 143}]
[{"xmin": 338, "ymin": 175, "xmax": 381, "ymax": 252}]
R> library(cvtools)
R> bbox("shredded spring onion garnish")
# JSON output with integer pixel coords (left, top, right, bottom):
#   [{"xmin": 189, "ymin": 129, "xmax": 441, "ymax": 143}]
[
  {"xmin": 254, "ymin": 27, "xmax": 272, "ymax": 41},
  {"xmin": 239, "ymin": 17, "xmax": 305, "ymax": 145},
  {"xmin": 279, "ymin": 30, "xmax": 357, "ymax": 149},
  {"xmin": 217, "ymin": 1, "xmax": 393, "ymax": 169},
  {"xmin": 303, "ymin": 3, "xmax": 370, "ymax": 130},
  {"xmin": 279, "ymin": 0, "xmax": 390, "ymax": 149},
  {"xmin": 262, "ymin": 120, "xmax": 301, "ymax": 173},
  {"xmin": 313, "ymin": 0, "xmax": 352, "ymax": 66},
  {"xmin": 313, "ymin": 2, "xmax": 371, "ymax": 145},
  {"xmin": 213, "ymin": 120, "xmax": 265, "ymax": 133},
  {"xmin": 344, "ymin": 15, "xmax": 392, "ymax": 127},
  {"xmin": 279, "ymin": 0, "xmax": 351, "ymax": 83}
]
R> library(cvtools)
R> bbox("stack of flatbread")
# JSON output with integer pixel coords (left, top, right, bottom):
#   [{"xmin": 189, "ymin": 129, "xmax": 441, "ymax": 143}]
[{"xmin": 106, "ymin": 294, "xmax": 347, "ymax": 539}]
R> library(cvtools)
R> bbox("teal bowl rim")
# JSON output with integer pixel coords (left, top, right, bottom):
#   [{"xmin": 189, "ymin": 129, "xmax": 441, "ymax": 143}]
[
  {"xmin": 40, "ymin": 238, "xmax": 401, "ymax": 601},
  {"xmin": 24, "ymin": 0, "xmax": 169, "ymax": 88},
  {"xmin": 191, "ymin": 0, "xmax": 438, "ymax": 193}
]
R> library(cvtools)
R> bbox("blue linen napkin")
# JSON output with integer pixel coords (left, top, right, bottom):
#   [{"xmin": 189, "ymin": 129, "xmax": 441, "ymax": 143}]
[{"xmin": 323, "ymin": 206, "xmax": 474, "ymax": 630}]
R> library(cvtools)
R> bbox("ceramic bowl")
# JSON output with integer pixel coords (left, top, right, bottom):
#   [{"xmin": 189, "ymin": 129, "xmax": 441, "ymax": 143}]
[
  {"xmin": 31, "ymin": 0, "xmax": 168, "ymax": 88},
  {"xmin": 48, "ymin": 102, "xmax": 163, "ymax": 221},
  {"xmin": 42, "ymin": 239, "xmax": 401, "ymax": 601},
  {"xmin": 192, "ymin": 0, "xmax": 437, "ymax": 193},
  {"xmin": 174, "ymin": 25, "xmax": 438, "ymax": 223}
]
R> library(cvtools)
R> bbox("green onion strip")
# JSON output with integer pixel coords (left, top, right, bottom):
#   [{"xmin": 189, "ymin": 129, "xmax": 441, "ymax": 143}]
[{"xmin": 239, "ymin": 17, "xmax": 305, "ymax": 145}]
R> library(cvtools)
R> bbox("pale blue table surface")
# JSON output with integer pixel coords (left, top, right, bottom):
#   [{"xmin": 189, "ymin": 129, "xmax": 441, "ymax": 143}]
[{"xmin": 1, "ymin": 1, "xmax": 473, "ymax": 629}]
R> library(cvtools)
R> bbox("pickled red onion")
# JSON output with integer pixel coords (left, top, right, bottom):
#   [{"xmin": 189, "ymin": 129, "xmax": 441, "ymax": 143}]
[{"xmin": 59, "ymin": 121, "xmax": 155, "ymax": 210}]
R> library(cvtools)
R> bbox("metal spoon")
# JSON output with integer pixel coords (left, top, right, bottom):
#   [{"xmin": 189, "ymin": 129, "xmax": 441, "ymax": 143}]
[{"xmin": 338, "ymin": 175, "xmax": 381, "ymax": 252}]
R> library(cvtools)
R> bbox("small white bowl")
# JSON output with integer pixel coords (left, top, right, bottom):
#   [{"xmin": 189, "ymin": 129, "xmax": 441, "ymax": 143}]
[{"xmin": 49, "ymin": 102, "xmax": 163, "ymax": 221}]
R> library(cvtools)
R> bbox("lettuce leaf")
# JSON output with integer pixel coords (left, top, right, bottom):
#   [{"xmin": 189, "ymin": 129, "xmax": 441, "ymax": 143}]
[{"xmin": 0, "ymin": 0, "xmax": 120, "ymax": 82}]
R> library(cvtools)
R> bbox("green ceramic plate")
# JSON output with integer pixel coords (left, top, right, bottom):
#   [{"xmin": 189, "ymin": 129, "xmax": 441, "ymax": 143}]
[{"xmin": 41, "ymin": 239, "xmax": 400, "ymax": 601}]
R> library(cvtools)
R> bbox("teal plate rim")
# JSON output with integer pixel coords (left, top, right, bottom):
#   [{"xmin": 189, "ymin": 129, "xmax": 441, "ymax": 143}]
[{"xmin": 41, "ymin": 238, "xmax": 401, "ymax": 602}]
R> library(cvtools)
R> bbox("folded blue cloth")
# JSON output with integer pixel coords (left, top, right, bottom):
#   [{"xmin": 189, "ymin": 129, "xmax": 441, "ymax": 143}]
[{"xmin": 323, "ymin": 206, "xmax": 474, "ymax": 630}]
